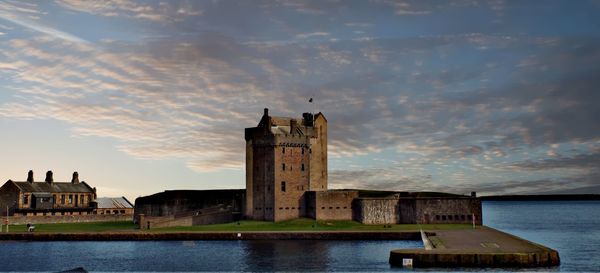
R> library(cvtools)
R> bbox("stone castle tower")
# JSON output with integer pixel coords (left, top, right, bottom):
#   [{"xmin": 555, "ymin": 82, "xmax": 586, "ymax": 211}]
[{"xmin": 244, "ymin": 108, "xmax": 327, "ymax": 221}]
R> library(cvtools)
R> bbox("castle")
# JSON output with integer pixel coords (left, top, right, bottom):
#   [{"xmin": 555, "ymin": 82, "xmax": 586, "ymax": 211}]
[
  {"xmin": 243, "ymin": 108, "xmax": 481, "ymax": 224},
  {"xmin": 135, "ymin": 109, "xmax": 482, "ymax": 228},
  {"xmin": 244, "ymin": 108, "xmax": 329, "ymax": 221}
]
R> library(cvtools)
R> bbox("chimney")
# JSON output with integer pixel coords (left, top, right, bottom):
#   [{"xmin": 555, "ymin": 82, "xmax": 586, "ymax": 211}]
[
  {"xmin": 471, "ymin": 191, "xmax": 477, "ymax": 197},
  {"xmin": 27, "ymin": 170, "xmax": 34, "ymax": 183},
  {"xmin": 264, "ymin": 108, "xmax": 269, "ymax": 117},
  {"xmin": 45, "ymin": 171, "xmax": 53, "ymax": 183},
  {"xmin": 71, "ymin": 171, "xmax": 79, "ymax": 184},
  {"xmin": 290, "ymin": 119, "xmax": 297, "ymax": 134}
]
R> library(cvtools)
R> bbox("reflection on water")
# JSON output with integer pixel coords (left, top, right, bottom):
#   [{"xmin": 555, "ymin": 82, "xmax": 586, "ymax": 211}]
[
  {"xmin": 1, "ymin": 201, "xmax": 598, "ymax": 272},
  {"xmin": 0, "ymin": 240, "xmax": 421, "ymax": 272}
]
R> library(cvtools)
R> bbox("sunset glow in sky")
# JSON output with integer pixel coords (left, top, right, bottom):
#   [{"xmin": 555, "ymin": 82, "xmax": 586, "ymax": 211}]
[{"xmin": 1, "ymin": 0, "xmax": 600, "ymax": 200}]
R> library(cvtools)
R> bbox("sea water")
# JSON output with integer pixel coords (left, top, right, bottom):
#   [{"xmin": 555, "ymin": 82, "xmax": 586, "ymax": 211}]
[{"xmin": 0, "ymin": 201, "xmax": 598, "ymax": 272}]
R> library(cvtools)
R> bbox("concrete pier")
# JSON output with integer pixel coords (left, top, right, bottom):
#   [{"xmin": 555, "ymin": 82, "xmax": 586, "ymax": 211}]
[{"xmin": 390, "ymin": 226, "xmax": 560, "ymax": 268}]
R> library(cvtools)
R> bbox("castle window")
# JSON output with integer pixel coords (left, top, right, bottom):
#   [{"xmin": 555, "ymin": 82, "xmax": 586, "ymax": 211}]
[
  {"xmin": 321, "ymin": 207, "xmax": 325, "ymax": 209},
  {"xmin": 461, "ymin": 215, "xmax": 466, "ymax": 220},
  {"xmin": 279, "ymin": 207, "xmax": 283, "ymax": 210},
  {"xmin": 329, "ymin": 207, "xmax": 333, "ymax": 209},
  {"xmin": 69, "ymin": 195, "xmax": 73, "ymax": 204},
  {"xmin": 302, "ymin": 148, "xmax": 304, "ymax": 154},
  {"xmin": 442, "ymin": 215, "xmax": 446, "ymax": 221},
  {"xmin": 309, "ymin": 149, "xmax": 312, "ymax": 154},
  {"xmin": 285, "ymin": 207, "xmax": 289, "ymax": 210},
  {"xmin": 336, "ymin": 207, "xmax": 340, "ymax": 209},
  {"xmin": 281, "ymin": 181, "xmax": 286, "ymax": 192},
  {"xmin": 282, "ymin": 147, "xmax": 285, "ymax": 154},
  {"xmin": 282, "ymin": 163, "xmax": 285, "ymax": 171},
  {"xmin": 267, "ymin": 185, "xmax": 270, "ymax": 191},
  {"xmin": 301, "ymin": 164, "xmax": 305, "ymax": 171},
  {"xmin": 53, "ymin": 194, "xmax": 57, "ymax": 204},
  {"xmin": 61, "ymin": 195, "xmax": 65, "ymax": 204},
  {"xmin": 467, "ymin": 214, "xmax": 472, "ymax": 220},
  {"xmin": 23, "ymin": 194, "xmax": 28, "ymax": 205},
  {"xmin": 436, "ymin": 215, "xmax": 440, "ymax": 221}
]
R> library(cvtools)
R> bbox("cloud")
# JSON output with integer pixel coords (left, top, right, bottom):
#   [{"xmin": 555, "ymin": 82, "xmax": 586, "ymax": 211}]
[
  {"xmin": 295, "ymin": 32, "xmax": 330, "ymax": 39},
  {"xmin": 1, "ymin": 1, "xmax": 600, "ymax": 194},
  {"xmin": 0, "ymin": 1, "xmax": 87, "ymax": 43},
  {"xmin": 55, "ymin": 0, "xmax": 202, "ymax": 22},
  {"xmin": 510, "ymin": 152, "xmax": 600, "ymax": 171}
]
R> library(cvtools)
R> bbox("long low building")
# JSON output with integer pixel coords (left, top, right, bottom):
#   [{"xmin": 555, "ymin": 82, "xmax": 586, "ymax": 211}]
[{"xmin": 0, "ymin": 170, "xmax": 97, "ymax": 216}]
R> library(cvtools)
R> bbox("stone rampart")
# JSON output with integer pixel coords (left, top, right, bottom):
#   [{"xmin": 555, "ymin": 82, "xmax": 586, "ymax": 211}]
[
  {"xmin": 353, "ymin": 198, "xmax": 399, "ymax": 224},
  {"xmin": 354, "ymin": 196, "xmax": 481, "ymax": 225}
]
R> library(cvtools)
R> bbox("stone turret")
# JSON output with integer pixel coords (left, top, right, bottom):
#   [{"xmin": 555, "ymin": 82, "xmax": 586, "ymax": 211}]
[
  {"xmin": 27, "ymin": 170, "xmax": 34, "ymax": 183},
  {"xmin": 45, "ymin": 171, "xmax": 53, "ymax": 183}
]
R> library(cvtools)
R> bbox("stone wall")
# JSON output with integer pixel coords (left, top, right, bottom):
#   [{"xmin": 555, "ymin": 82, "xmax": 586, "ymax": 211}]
[
  {"xmin": 306, "ymin": 190, "xmax": 357, "ymax": 220},
  {"xmin": 138, "ymin": 210, "xmax": 236, "ymax": 229},
  {"xmin": 134, "ymin": 189, "xmax": 244, "ymax": 223},
  {"xmin": 353, "ymin": 197, "xmax": 482, "ymax": 225},
  {"xmin": 353, "ymin": 198, "xmax": 399, "ymax": 224},
  {"xmin": 5, "ymin": 214, "xmax": 132, "ymax": 225},
  {"xmin": 274, "ymin": 144, "xmax": 309, "ymax": 221},
  {"xmin": 411, "ymin": 197, "xmax": 482, "ymax": 224}
]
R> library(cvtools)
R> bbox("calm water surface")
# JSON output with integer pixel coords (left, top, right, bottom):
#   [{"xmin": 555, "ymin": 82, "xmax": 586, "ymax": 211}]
[{"xmin": 0, "ymin": 201, "xmax": 598, "ymax": 272}]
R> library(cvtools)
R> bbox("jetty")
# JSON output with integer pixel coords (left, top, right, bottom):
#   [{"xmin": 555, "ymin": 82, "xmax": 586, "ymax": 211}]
[{"xmin": 389, "ymin": 226, "xmax": 560, "ymax": 268}]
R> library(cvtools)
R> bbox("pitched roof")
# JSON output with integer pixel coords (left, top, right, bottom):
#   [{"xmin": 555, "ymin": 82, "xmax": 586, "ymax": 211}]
[
  {"xmin": 10, "ymin": 181, "xmax": 94, "ymax": 193},
  {"xmin": 96, "ymin": 197, "xmax": 133, "ymax": 209}
]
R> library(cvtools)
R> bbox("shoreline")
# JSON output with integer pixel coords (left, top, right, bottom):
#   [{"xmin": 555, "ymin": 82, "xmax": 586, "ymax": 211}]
[{"xmin": 0, "ymin": 230, "xmax": 422, "ymax": 241}]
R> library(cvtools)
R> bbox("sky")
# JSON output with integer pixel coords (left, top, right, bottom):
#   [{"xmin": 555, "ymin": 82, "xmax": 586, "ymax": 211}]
[{"xmin": 1, "ymin": 0, "xmax": 600, "ymax": 201}]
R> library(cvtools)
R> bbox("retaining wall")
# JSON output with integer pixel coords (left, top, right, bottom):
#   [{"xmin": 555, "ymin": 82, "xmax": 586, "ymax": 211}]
[{"xmin": 4, "ymin": 214, "xmax": 132, "ymax": 225}]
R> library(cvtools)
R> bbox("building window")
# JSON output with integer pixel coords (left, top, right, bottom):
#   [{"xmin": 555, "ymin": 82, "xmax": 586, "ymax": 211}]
[
  {"xmin": 436, "ymin": 215, "xmax": 440, "ymax": 221},
  {"xmin": 301, "ymin": 164, "xmax": 305, "ymax": 171},
  {"xmin": 61, "ymin": 195, "xmax": 65, "ymax": 204},
  {"xmin": 282, "ymin": 147, "xmax": 285, "ymax": 154},
  {"xmin": 80, "ymin": 195, "xmax": 84, "ymax": 205},
  {"xmin": 302, "ymin": 148, "xmax": 304, "ymax": 154},
  {"xmin": 321, "ymin": 207, "xmax": 325, "ymax": 209},
  {"xmin": 53, "ymin": 194, "xmax": 57, "ymax": 204},
  {"xmin": 441, "ymin": 215, "xmax": 446, "ymax": 221},
  {"xmin": 68, "ymin": 195, "xmax": 73, "ymax": 204},
  {"xmin": 309, "ymin": 149, "xmax": 312, "ymax": 154},
  {"xmin": 281, "ymin": 181, "xmax": 286, "ymax": 192},
  {"xmin": 282, "ymin": 163, "xmax": 286, "ymax": 171},
  {"xmin": 23, "ymin": 195, "xmax": 29, "ymax": 205}
]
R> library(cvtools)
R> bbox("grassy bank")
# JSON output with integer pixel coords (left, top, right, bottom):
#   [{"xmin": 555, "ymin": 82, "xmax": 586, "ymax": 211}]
[
  {"xmin": 150, "ymin": 218, "xmax": 473, "ymax": 232},
  {"xmin": 2, "ymin": 219, "xmax": 473, "ymax": 233}
]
